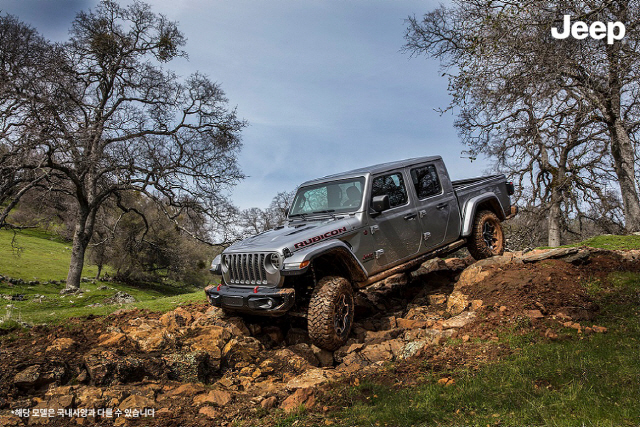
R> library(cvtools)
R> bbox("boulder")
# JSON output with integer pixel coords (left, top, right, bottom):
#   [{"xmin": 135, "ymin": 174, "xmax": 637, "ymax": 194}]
[
  {"xmin": 260, "ymin": 396, "xmax": 278, "ymax": 410},
  {"xmin": 521, "ymin": 247, "xmax": 579, "ymax": 263},
  {"xmin": 272, "ymin": 349, "xmax": 312, "ymax": 373},
  {"xmin": 185, "ymin": 325, "xmax": 230, "ymax": 359},
  {"xmin": 524, "ymin": 309, "xmax": 545, "ymax": 319},
  {"xmin": 104, "ymin": 291, "xmax": 136, "ymax": 304},
  {"xmin": 446, "ymin": 291, "xmax": 470, "ymax": 315},
  {"xmin": 125, "ymin": 319, "xmax": 174, "ymax": 352},
  {"xmin": 162, "ymin": 383, "xmax": 206, "ymax": 398},
  {"xmin": 45, "ymin": 338, "xmax": 76, "ymax": 353},
  {"xmin": 159, "ymin": 307, "xmax": 193, "ymax": 331},
  {"xmin": 222, "ymin": 337, "xmax": 263, "ymax": 369},
  {"xmin": 442, "ymin": 311, "xmax": 476, "ymax": 329},
  {"xmin": 162, "ymin": 351, "xmax": 213, "ymax": 383},
  {"xmin": 288, "ymin": 344, "xmax": 320, "ymax": 367},
  {"xmin": 198, "ymin": 406, "xmax": 218, "ymax": 419},
  {"xmin": 13, "ymin": 365, "xmax": 41, "ymax": 388},
  {"xmin": 280, "ymin": 388, "xmax": 315, "ymax": 413},
  {"xmin": 457, "ymin": 266, "xmax": 491, "ymax": 288},
  {"xmin": 193, "ymin": 389, "xmax": 232, "ymax": 406},
  {"xmin": 75, "ymin": 386, "xmax": 104, "ymax": 407},
  {"xmin": 97, "ymin": 332, "xmax": 127, "ymax": 347},
  {"xmin": 428, "ymin": 294, "xmax": 447, "ymax": 305},
  {"xmin": 285, "ymin": 368, "xmax": 331, "ymax": 390},
  {"xmin": 118, "ymin": 394, "xmax": 155, "ymax": 410},
  {"xmin": 360, "ymin": 342, "xmax": 394, "ymax": 364}
]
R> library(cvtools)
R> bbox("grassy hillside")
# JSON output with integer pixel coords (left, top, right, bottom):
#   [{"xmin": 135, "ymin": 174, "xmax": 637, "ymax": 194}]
[
  {"xmin": 275, "ymin": 235, "xmax": 640, "ymax": 426},
  {"xmin": 0, "ymin": 228, "xmax": 100, "ymax": 281},
  {"xmin": 0, "ymin": 229, "xmax": 208, "ymax": 326}
]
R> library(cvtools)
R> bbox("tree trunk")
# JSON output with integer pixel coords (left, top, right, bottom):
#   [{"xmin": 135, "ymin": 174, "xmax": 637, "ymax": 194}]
[
  {"xmin": 65, "ymin": 205, "xmax": 96, "ymax": 291},
  {"xmin": 609, "ymin": 120, "xmax": 640, "ymax": 232},
  {"xmin": 548, "ymin": 193, "xmax": 562, "ymax": 247}
]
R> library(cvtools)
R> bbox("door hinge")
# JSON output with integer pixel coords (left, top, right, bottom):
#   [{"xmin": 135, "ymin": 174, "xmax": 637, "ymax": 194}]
[
  {"xmin": 423, "ymin": 232, "xmax": 431, "ymax": 241},
  {"xmin": 374, "ymin": 249, "xmax": 385, "ymax": 259},
  {"xmin": 419, "ymin": 210, "xmax": 427, "ymax": 218},
  {"xmin": 370, "ymin": 225, "xmax": 380, "ymax": 235}
]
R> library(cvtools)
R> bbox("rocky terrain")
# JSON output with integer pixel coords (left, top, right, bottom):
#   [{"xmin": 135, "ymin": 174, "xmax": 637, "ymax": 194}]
[{"xmin": 0, "ymin": 246, "xmax": 637, "ymax": 426}]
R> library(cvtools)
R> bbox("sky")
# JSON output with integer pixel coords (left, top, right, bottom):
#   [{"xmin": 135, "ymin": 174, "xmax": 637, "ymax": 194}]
[{"xmin": 0, "ymin": 0, "xmax": 491, "ymax": 210}]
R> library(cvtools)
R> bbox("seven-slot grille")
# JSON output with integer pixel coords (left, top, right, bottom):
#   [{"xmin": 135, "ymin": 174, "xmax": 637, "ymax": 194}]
[{"xmin": 223, "ymin": 253, "xmax": 268, "ymax": 285}]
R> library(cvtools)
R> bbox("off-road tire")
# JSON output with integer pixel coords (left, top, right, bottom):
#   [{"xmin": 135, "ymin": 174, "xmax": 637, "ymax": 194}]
[
  {"xmin": 467, "ymin": 210, "xmax": 504, "ymax": 260},
  {"xmin": 308, "ymin": 276, "xmax": 355, "ymax": 351}
]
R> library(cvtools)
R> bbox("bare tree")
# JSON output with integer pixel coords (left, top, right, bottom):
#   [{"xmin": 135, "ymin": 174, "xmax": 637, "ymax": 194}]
[
  {"xmin": 405, "ymin": 0, "xmax": 640, "ymax": 233},
  {"xmin": 0, "ymin": 1, "xmax": 246, "ymax": 291},
  {"xmin": 237, "ymin": 190, "xmax": 295, "ymax": 237},
  {"xmin": 0, "ymin": 15, "xmax": 50, "ymax": 228}
]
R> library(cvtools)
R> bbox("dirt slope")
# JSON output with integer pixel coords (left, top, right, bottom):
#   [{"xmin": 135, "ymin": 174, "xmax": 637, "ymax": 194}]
[{"xmin": 0, "ymin": 247, "xmax": 637, "ymax": 426}]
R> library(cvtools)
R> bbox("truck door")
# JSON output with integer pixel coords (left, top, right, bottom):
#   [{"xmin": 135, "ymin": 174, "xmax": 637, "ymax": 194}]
[
  {"xmin": 409, "ymin": 163, "xmax": 456, "ymax": 251},
  {"xmin": 368, "ymin": 170, "xmax": 422, "ymax": 272}
]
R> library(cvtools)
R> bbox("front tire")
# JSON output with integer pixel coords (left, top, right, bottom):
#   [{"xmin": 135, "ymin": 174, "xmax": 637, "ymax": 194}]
[
  {"xmin": 307, "ymin": 276, "xmax": 354, "ymax": 351},
  {"xmin": 468, "ymin": 210, "xmax": 504, "ymax": 260}
]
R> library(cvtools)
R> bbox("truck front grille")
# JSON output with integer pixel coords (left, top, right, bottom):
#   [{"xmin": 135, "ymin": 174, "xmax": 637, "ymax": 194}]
[{"xmin": 222, "ymin": 253, "xmax": 268, "ymax": 285}]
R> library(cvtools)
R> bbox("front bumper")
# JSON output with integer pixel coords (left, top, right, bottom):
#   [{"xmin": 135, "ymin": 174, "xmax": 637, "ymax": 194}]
[{"xmin": 204, "ymin": 285, "xmax": 295, "ymax": 317}]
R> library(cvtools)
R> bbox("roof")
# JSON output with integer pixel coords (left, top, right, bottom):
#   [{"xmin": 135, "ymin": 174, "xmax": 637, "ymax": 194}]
[{"xmin": 299, "ymin": 155, "xmax": 443, "ymax": 187}]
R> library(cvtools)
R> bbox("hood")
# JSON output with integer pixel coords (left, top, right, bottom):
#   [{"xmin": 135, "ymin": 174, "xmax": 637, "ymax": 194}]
[{"xmin": 226, "ymin": 215, "xmax": 358, "ymax": 254}]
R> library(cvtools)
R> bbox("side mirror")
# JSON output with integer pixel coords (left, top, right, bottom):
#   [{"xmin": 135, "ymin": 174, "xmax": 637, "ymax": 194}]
[{"xmin": 372, "ymin": 195, "xmax": 390, "ymax": 213}]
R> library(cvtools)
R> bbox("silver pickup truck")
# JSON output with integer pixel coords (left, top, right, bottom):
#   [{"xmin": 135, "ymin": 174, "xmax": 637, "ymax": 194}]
[{"xmin": 205, "ymin": 156, "xmax": 517, "ymax": 350}]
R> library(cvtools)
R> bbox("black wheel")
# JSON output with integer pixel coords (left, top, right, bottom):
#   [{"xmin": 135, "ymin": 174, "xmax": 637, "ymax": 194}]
[
  {"xmin": 307, "ymin": 276, "xmax": 354, "ymax": 351},
  {"xmin": 467, "ymin": 210, "xmax": 504, "ymax": 260}
]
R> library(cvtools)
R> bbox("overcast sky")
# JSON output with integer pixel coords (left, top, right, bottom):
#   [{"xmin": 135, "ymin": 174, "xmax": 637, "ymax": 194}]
[{"xmin": 1, "ymin": 0, "xmax": 490, "ymax": 210}]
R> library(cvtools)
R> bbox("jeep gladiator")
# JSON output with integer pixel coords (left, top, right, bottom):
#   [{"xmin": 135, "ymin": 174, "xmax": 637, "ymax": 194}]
[{"xmin": 205, "ymin": 156, "xmax": 517, "ymax": 350}]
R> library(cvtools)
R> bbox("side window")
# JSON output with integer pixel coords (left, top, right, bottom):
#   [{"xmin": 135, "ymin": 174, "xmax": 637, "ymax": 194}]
[
  {"xmin": 371, "ymin": 172, "xmax": 408, "ymax": 208},
  {"xmin": 411, "ymin": 164, "xmax": 442, "ymax": 199}
]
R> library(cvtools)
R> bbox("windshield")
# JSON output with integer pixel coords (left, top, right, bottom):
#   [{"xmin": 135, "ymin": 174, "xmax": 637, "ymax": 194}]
[{"xmin": 289, "ymin": 177, "xmax": 365, "ymax": 217}]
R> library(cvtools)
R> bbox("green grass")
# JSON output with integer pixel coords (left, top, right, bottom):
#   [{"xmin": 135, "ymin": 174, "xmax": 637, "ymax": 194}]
[
  {"xmin": 552, "ymin": 234, "xmax": 640, "ymax": 250},
  {"xmin": 0, "ymin": 229, "xmax": 209, "ymax": 326},
  {"xmin": 0, "ymin": 228, "xmax": 101, "ymax": 281}
]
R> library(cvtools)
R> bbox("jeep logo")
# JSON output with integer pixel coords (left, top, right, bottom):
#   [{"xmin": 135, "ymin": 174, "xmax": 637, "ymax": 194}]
[{"xmin": 551, "ymin": 15, "xmax": 625, "ymax": 45}]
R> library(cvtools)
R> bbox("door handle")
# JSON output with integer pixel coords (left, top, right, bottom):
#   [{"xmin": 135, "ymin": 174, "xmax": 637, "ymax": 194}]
[
  {"xmin": 436, "ymin": 203, "xmax": 448, "ymax": 210},
  {"xmin": 404, "ymin": 213, "xmax": 417, "ymax": 220}
]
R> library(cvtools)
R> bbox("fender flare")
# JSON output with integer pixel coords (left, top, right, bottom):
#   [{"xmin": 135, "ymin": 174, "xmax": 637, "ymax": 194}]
[
  {"xmin": 461, "ymin": 192, "xmax": 506, "ymax": 237},
  {"xmin": 282, "ymin": 240, "xmax": 368, "ymax": 282}
]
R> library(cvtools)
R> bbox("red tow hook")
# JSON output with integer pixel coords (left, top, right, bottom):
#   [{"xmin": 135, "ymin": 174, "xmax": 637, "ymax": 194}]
[
  {"xmin": 253, "ymin": 286, "xmax": 259, "ymax": 294},
  {"xmin": 216, "ymin": 284, "xmax": 222, "ymax": 292}
]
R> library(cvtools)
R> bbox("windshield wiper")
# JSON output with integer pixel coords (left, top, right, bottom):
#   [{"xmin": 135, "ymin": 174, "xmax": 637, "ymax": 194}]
[{"xmin": 311, "ymin": 210, "xmax": 335, "ymax": 214}]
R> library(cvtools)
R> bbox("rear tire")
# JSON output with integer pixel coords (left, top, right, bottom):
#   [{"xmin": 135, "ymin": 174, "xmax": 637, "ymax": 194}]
[
  {"xmin": 468, "ymin": 210, "xmax": 504, "ymax": 260},
  {"xmin": 307, "ymin": 276, "xmax": 354, "ymax": 351}
]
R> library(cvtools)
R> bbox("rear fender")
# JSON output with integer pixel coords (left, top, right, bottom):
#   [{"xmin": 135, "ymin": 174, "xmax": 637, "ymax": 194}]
[{"xmin": 461, "ymin": 193, "xmax": 506, "ymax": 236}]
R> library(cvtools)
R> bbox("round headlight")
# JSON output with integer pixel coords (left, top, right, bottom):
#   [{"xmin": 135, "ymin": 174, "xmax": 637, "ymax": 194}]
[
  {"xmin": 264, "ymin": 252, "xmax": 283, "ymax": 274},
  {"xmin": 221, "ymin": 255, "xmax": 229, "ymax": 273}
]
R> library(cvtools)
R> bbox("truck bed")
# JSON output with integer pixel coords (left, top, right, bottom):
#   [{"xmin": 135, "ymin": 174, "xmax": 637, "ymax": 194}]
[{"xmin": 453, "ymin": 174, "xmax": 512, "ymax": 220}]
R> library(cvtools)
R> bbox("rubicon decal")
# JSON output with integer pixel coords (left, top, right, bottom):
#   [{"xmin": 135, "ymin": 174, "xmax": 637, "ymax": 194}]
[{"xmin": 294, "ymin": 227, "xmax": 347, "ymax": 249}]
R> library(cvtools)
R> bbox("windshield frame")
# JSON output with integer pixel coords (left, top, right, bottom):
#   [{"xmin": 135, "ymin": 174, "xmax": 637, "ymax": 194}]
[{"xmin": 289, "ymin": 176, "xmax": 366, "ymax": 218}]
